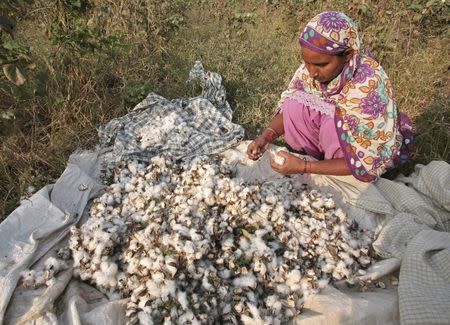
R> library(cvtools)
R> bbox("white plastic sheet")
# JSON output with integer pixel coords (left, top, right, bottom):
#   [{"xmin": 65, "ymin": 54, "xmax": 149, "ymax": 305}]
[{"xmin": 1, "ymin": 150, "xmax": 104, "ymax": 324}]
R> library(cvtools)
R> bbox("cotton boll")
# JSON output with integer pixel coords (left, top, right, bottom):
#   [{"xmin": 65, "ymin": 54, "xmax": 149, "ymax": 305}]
[
  {"xmin": 317, "ymin": 278, "xmax": 330, "ymax": 289},
  {"xmin": 334, "ymin": 208, "xmax": 346, "ymax": 222},
  {"xmin": 283, "ymin": 250, "xmax": 297, "ymax": 260},
  {"xmin": 221, "ymin": 236, "xmax": 234, "ymax": 251},
  {"xmin": 128, "ymin": 162, "xmax": 139, "ymax": 176},
  {"xmin": 177, "ymin": 290, "xmax": 189, "ymax": 310},
  {"xmin": 181, "ymin": 242, "xmax": 195, "ymax": 258},
  {"xmin": 338, "ymin": 251, "xmax": 355, "ymax": 266},
  {"xmin": 140, "ymin": 257, "xmax": 153, "ymax": 270},
  {"xmin": 232, "ymin": 275, "xmax": 257, "ymax": 289},
  {"xmin": 311, "ymin": 198, "xmax": 324, "ymax": 210},
  {"xmin": 152, "ymin": 271, "xmax": 165, "ymax": 284},
  {"xmin": 178, "ymin": 311, "xmax": 197, "ymax": 325},
  {"xmin": 254, "ymin": 260, "xmax": 267, "ymax": 277},
  {"xmin": 219, "ymin": 269, "xmax": 231, "ymax": 279},
  {"xmin": 347, "ymin": 239, "xmax": 360, "ymax": 249},
  {"xmin": 93, "ymin": 270, "xmax": 117, "ymax": 288},
  {"xmin": 358, "ymin": 256, "xmax": 371, "ymax": 266},
  {"xmin": 242, "ymin": 302, "xmax": 264, "ymax": 324},
  {"xmin": 101, "ymin": 261, "xmax": 118, "ymax": 277},
  {"xmin": 298, "ymin": 198, "xmax": 311, "ymax": 210},
  {"xmin": 165, "ymin": 261, "xmax": 178, "ymax": 277},
  {"xmin": 145, "ymin": 280, "xmax": 161, "ymax": 299},
  {"xmin": 202, "ymin": 275, "xmax": 214, "ymax": 292},
  {"xmin": 265, "ymin": 295, "xmax": 282, "ymax": 314},
  {"xmin": 275, "ymin": 284, "xmax": 290, "ymax": 296},
  {"xmin": 161, "ymin": 280, "xmax": 177, "ymax": 299},
  {"xmin": 320, "ymin": 261, "xmax": 335, "ymax": 274},
  {"xmin": 323, "ymin": 197, "xmax": 336, "ymax": 209},
  {"xmin": 137, "ymin": 311, "xmax": 154, "ymax": 325},
  {"xmin": 34, "ymin": 272, "xmax": 47, "ymax": 287},
  {"xmin": 332, "ymin": 260, "xmax": 350, "ymax": 280},
  {"xmin": 285, "ymin": 269, "xmax": 302, "ymax": 292},
  {"xmin": 21, "ymin": 270, "xmax": 37, "ymax": 288},
  {"xmin": 124, "ymin": 183, "xmax": 135, "ymax": 193}
]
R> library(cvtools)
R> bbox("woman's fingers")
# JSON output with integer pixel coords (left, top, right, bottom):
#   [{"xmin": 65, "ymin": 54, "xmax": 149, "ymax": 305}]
[
  {"xmin": 247, "ymin": 138, "xmax": 269, "ymax": 160},
  {"xmin": 247, "ymin": 142, "xmax": 258, "ymax": 160},
  {"xmin": 246, "ymin": 146, "xmax": 253, "ymax": 158}
]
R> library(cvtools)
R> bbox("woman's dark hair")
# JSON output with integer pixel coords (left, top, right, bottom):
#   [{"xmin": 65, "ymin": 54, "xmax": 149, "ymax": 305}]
[{"xmin": 337, "ymin": 49, "xmax": 348, "ymax": 57}]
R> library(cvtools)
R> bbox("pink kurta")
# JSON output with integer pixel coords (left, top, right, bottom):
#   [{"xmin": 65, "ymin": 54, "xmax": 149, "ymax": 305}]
[{"xmin": 280, "ymin": 98, "xmax": 344, "ymax": 161}]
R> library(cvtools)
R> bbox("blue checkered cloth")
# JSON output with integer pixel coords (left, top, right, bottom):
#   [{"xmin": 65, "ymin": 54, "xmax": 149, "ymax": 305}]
[{"xmin": 98, "ymin": 61, "xmax": 244, "ymax": 165}]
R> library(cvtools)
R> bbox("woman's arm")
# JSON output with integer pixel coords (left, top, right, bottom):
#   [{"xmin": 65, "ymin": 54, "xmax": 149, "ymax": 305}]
[
  {"xmin": 247, "ymin": 113, "xmax": 284, "ymax": 160},
  {"xmin": 307, "ymin": 158, "xmax": 351, "ymax": 175},
  {"xmin": 267, "ymin": 112, "xmax": 284, "ymax": 136},
  {"xmin": 270, "ymin": 151, "xmax": 351, "ymax": 176}
]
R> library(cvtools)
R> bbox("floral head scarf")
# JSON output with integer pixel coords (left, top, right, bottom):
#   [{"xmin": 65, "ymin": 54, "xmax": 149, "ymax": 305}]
[{"xmin": 280, "ymin": 11, "xmax": 414, "ymax": 182}]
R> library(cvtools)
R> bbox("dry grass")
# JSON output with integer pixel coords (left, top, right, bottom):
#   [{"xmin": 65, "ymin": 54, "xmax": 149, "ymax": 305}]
[{"xmin": 0, "ymin": 0, "xmax": 449, "ymax": 220}]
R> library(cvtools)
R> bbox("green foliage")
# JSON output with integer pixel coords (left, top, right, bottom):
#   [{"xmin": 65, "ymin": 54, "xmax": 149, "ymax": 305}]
[
  {"xmin": 0, "ymin": 0, "xmax": 32, "ymax": 12},
  {"xmin": 227, "ymin": 12, "xmax": 257, "ymax": 37},
  {"xmin": 0, "ymin": 1, "xmax": 34, "ymax": 122},
  {"xmin": 0, "ymin": 109, "xmax": 15, "ymax": 120},
  {"xmin": 124, "ymin": 81, "xmax": 151, "ymax": 105},
  {"xmin": 231, "ymin": 12, "xmax": 257, "ymax": 26},
  {"xmin": 63, "ymin": 0, "xmax": 89, "ymax": 11},
  {"xmin": 0, "ymin": 38, "xmax": 32, "ymax": 79},
  {"xmin": 1, "ymin": 39, "xmax": 30, "ymax": 61},
  {"xmin": 151, "ymin": 0, "xmax": 190, "ymax": 36},
  {"xmin": 50, "ymin": 18, "xmax": 128, "ymax": 56},
  {"xmin": 168, "ymin": 13, "xmax": 184, "ymax": 29},
  {"xmin": 408, "ymin": 0, "xmax": 449, "ymax": 28}
]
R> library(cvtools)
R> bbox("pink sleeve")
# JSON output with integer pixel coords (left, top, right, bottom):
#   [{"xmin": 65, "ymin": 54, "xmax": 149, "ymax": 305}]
[{"xmin": 319, "ymin": 115, "xmax": 345, "ymax": 160}]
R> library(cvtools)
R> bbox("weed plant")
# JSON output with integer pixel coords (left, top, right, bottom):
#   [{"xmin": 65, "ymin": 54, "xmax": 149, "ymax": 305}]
[{"xmin": 0, "ymin": 0, "xmax": 449, "ymax": 220}]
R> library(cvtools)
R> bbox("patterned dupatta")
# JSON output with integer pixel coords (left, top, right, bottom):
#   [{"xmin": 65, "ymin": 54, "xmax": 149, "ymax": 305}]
[{"xmin": 279, "ymin": 11, "xmax": 414, "ymax": 182}]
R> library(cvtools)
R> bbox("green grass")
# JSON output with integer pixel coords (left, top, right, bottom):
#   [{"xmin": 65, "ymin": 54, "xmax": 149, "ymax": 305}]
[{"xmin": 0, "ymin": 0, "xmax": 449, "ymax": 220}]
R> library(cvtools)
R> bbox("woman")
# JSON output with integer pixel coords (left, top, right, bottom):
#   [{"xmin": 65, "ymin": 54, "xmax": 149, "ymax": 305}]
[{"xmin": 247, "ymin": 11, "xmax": 414, "ymax": 182}]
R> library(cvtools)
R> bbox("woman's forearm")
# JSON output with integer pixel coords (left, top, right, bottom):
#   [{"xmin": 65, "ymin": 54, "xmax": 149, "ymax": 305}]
[
  {"xmin": 268, "ymin": 113, "xmax": 284, "ymax": 136},
  {"xmin": 270, "ymin": 152, "xmax": 352, "ymax": 176},
  {"xmin": 248, "ymin": 113, "xmax": 285, "ymax": 160},
  {"xmin": 261, "ymin": 113, "xmax": 284, "ymax": 143},
  {"xmin": 307, "ymin": 158, "xmax": 351, "ymax": 175}
]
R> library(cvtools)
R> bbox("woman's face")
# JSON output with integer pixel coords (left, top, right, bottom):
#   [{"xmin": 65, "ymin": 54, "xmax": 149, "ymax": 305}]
[{"xmin": 301, "ymin": 46, "xmax": 352, "ymax": 84}]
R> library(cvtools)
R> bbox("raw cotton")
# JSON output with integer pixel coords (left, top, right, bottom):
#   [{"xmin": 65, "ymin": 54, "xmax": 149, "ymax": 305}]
[{"xmin": 68, "ymin": 154, "xmax": 373, "ymax": 324}]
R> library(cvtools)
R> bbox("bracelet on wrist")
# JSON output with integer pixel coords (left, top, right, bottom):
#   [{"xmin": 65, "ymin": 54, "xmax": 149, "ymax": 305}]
[
  {"xmin": 302, "ymin": 158, "xmax": 311, "ymax": 174},
  {"xmin": 262, "ymin": 128, "xmax": 279, "ymax": 142}
]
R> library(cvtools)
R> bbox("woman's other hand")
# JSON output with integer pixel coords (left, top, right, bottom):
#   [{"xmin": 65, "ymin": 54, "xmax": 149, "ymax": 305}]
[
  {"xmin": 247, "ymin": 136, "xmax": 270, "ymax": 160},
  {"xmin": 270, "ymin": 151, "xmax": 306, "ymax": 175}
]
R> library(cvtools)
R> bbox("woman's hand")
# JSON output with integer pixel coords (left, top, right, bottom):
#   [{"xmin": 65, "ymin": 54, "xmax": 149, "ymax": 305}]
[
  {"xmin": 270, "ymin": 151, "xmax": 306, "ymax": 175},
  {"xmin": 247, "ymin": 136, "xmax": 270, "ymax": 160}
]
